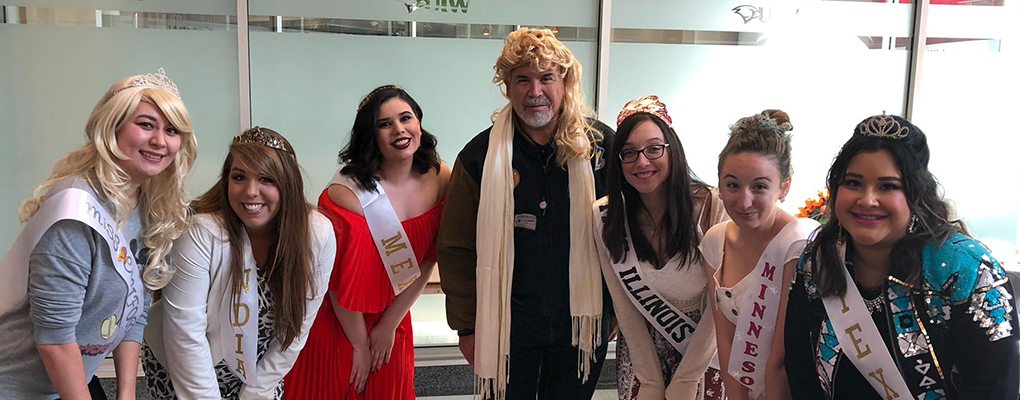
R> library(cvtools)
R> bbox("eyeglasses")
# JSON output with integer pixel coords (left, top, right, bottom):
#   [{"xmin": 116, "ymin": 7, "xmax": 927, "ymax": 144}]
[{"xmin": 619, "ymin": 144, "xmax": 669, "ymax": 163}]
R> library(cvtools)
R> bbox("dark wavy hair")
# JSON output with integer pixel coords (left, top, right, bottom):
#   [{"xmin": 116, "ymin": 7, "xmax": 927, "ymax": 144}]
[
  {"xmin": 338, "ymin": 85, "xmax": 441, "ymax": 190},
  {"xmin": 603, "ymin": 113, "xmax": 709, "ymax": 269},
  {"xmin": 804, "ymin": 115, "xmax": 967, "ymax": 297},
  {"xmin": 191, "ymin": 127, "xmax": 314, "ymax": 350}
]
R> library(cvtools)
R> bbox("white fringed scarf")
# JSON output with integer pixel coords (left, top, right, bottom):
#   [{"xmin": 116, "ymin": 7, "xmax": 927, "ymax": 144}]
[{"xmin": 474, "ymin": 104, "xmax": 603, "ymax": 399}]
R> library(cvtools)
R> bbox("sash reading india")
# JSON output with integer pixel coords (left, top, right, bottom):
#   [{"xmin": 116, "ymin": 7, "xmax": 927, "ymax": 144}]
[
  {"xmin": 594, "ymin": 202, "xmax": 698, "ymax": 354},
  {"xmin": 220, "ymin": 249, "xmax": 258, "ymax": 384},
  {"xmin": 330, "ymin": 170, "xmax": 421, "ymax": 295},
  {"xmin": 0, "ymin": 188, "xmax": 144, "ymax": 349},
  {"xmin": 818, "ymin": 245, "xmax": 911, "ymax": 400},
  {"xmin": 727, "ymin": 218, "xmax": 818, "ymax": 398}
]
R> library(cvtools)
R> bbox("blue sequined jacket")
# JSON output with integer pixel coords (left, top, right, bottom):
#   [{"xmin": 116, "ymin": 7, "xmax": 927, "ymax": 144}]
[{"xmin": 785, "ymin": 232, "xmax": 1019, "ymax": 400}]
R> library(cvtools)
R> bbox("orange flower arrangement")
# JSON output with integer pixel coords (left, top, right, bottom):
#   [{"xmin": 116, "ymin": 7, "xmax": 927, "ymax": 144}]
[{"xmin": 796, "ymin": 188, "xmax": 829, "ymax": 223}]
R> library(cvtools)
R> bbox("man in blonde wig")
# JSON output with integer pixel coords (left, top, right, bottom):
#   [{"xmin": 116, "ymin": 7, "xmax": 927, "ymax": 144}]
[{"xmin": 438, "ymin": 27, "xmax": 614, "ymax": 400}]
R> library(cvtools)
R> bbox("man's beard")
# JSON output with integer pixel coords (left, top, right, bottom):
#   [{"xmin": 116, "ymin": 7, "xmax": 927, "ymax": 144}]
[{"xmin": 519, "ymin": 96, "xmax": 555, "ymax": 128}]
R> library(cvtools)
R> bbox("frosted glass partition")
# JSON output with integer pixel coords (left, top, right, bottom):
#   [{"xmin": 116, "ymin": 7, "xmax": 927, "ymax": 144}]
[
  {"xmin": 3, "ymin": 0, "xmax": 233, "ymax": 14},
  {"xmin": 608, "ymin": 0, "xmax": 912, "ymax": 217},
  {"xmin": 0, "ymin": 3, "xmax": 240, "ymax": 250},
  {"xmin": 612, "ymin": 0, "xmax": 912, "ymax": 37},
  {"xmin": 248, "ymin": 0, "xmax": 599, "ymax": 347},
  {"xmin": 250, "ymin": 0, "xmax": 597, "ymax": 27},
  {"xmin": 249, "ymin": 33, "xmax": 596, "ymax": 193},
  {"xmin": 912, "ymin": 4, "xmax": 1020, "ymax": 262}
]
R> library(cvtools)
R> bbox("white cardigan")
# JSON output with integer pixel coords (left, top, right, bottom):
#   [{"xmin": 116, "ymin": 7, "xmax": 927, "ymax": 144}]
[{"xmin": 144, "ymin": 212, "xmax": 336, "ymax": 400}]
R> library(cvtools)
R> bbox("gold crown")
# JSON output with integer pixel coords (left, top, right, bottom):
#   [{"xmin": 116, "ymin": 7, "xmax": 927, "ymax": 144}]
[
  {"xmin": 233, "ymin": 126, "xmax": 295, "ymax": 155},
  {"xmin": 357, "ymin": 85, "xmax": 403, "ymax": 112},
  {"xmin": 113, "ymin": 68, "xmax": 180, "ymax": 99}
]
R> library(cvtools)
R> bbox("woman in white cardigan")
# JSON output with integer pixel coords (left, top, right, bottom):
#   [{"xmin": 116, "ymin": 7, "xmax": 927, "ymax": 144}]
[
  {"xmin": 141, "ymin": 127, "xmax": 336, "ymax": 400},
  {"xmin": 593, "ymin": 96, "xmax": 728, "ymax": 400}
]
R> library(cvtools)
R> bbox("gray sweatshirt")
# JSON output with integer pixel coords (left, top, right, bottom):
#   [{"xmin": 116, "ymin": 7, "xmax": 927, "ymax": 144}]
[{"xmin": 0, "ymin": 175, "xmax": 150, "ymax": 399}]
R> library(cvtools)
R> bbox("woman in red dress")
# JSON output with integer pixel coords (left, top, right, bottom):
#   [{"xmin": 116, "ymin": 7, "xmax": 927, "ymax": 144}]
[{"xmin": 284, "ymin": 85, "xmax": 449, "ymax": 399}]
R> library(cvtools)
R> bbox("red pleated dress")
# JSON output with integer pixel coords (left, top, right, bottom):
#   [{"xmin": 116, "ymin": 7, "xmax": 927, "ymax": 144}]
[{"xmin": 283, "ymin": 189, "xmax": 443, "ymax": 400}]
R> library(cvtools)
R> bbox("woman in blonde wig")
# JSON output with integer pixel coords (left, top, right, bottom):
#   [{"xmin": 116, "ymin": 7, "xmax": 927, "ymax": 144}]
[{"xmin": 0, "ymin": 68, "xmax": 196, "ymax": 399}]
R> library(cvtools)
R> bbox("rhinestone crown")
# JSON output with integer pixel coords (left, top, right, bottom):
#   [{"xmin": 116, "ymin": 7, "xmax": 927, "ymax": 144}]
[{"xmin": 113, "ymin": 68, "xmax": 180, "ymax": 99}]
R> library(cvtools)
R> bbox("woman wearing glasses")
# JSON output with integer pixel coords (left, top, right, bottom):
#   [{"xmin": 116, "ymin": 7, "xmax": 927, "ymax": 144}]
[
  {"xmin": 699, "ymin": 110, "xmax": 818, "ymax": 400},
  {"xmin": 593, "ymin": 95, "xmax": 728, "ymax": 400}
]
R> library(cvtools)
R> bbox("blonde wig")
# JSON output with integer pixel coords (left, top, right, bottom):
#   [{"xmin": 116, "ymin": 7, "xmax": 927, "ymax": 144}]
[
  {"xmin": 18, "ymin": 74, "xmax": 197, "ymax": 290},
  {"xmin": 493, "ymin": 27, "xmax": 600, "ymax": 166}
]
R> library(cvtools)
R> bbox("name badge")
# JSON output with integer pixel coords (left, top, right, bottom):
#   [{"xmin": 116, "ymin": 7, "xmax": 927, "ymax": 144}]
[{"xmin": 514, "ymin": 214, "xmax": 537, "ymax": 231}]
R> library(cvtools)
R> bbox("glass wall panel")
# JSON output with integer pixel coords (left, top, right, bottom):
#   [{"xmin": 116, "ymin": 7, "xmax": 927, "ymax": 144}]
[
  {"xmin": 912, "ymin": 1, "xmax": 1020, "ymax": 266},
  {"xmin": 0, "ymin": 1, "xmax": 239, "ymax": 251},
  {"xmin": 248, "ymin": 0, "xmax": 600, "ymax": 346},
  {"xmin": 608, "ymin": 0, "xmax": 913, "ymax": 214}
]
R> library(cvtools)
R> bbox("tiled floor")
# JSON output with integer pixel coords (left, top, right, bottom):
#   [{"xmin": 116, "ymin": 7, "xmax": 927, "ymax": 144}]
[{"xmin": 420, "ymin": 389, "xmax": 618, "ymax": 400}]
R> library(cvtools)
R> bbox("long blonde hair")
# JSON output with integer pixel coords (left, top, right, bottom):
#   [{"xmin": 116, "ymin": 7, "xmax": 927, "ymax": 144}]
[
  {"xmin": 18, "ymin": 74, "xmax": 197, "ymax": 290},
  {"xmin": 493, "ymin": 27, "xmax": 599, "ymax": 166}
]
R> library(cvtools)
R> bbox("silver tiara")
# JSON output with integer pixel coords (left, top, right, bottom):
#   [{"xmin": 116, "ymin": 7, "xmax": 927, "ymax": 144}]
[
  {"xmin": 856, "ymin": 114, "xmax": 908, "ymax": 139},
  {"xmin": 113, "ymin": 68, "xmax": 180, "ymax": 99}
]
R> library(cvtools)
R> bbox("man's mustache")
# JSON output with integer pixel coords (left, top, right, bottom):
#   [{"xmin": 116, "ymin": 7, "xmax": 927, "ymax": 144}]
[{"xmin": 523, "ymin": 96, "xmax": 551, "ymax": 107}]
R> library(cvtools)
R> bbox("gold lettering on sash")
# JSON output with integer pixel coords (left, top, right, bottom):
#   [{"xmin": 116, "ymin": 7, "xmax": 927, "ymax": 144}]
[
  {"xmin": 232, "ymin": 302, "xmax": 250, "ymax": 327},
  {"xmin": 389, "ymin": 258, "xmax": 414, "ymax": 274},
  {"xmin": 839, "ymin": 295, "xmax": 850, "ymax": 314},
  {"xmin": 242, "ymin": 268, "xmax": 252, "ymax": 294},
  {"xmin": 845, "ymin": 323, "xmax": 872, "ymax": 359},
  {"xmin": 867, "ymin": 367, "xmax": 900, "ymax": 399},
  {"xmin": 235, "ymin": 333, "xmax": 244, "ymax": 354},
  {"xmin": 235, "ymin": 358, "xmax": 247, "ymax": 380},
  {"xmin": 381, "ymin": 232, "xmax": 408, "ymax": 256},
  {"xmin": 397, "ymin": 275, "xmax": 417, "ymax": 291}
]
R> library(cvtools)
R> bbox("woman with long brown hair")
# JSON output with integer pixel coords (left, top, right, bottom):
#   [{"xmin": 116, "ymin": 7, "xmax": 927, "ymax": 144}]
[
  {"xmin": 142, "ymin": 127, "xmax": 336, "ymax": 400},
  {"xmin": 593, "ymin": 95, "xmax": 728, "ymax": 400}
]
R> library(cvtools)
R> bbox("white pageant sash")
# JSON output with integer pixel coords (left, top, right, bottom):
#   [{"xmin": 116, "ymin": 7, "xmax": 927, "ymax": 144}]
[
  {"xmin": 819, "ymin": 245, "xmax": 911, "ymax": 400},
  {"xmin": 595, "ymin": 208, "xmax": 698, "ymax": 354},
  {"xmin": 219, "ymin": 243, "xmax": 259, "ymax": 385},
  {"xmin": 329, "ymin": 170, "xmax": 421, "ymax": 295},
  {"xmin": 0, "ymin": 188, "xmax": 144, "ymax": 347},
  {"xmin": 728, "ymin": 218, "xmax": 818, "ymax": 398}
]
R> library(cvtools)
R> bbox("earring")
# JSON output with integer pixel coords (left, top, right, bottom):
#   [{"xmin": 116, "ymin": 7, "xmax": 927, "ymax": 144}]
[
  {"xmin": 908, "ymin": 214, "xmax": 918, "ymax": 234},
  {"xmin": 837, "ymin": 227, "xmax": 848, "ymax": 245}
]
